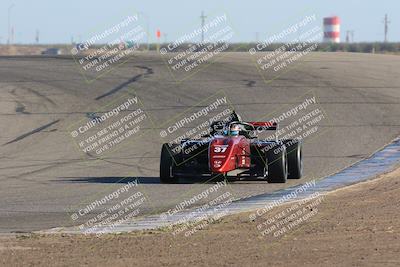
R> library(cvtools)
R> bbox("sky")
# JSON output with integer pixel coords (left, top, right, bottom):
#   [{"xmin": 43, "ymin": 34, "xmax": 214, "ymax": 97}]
[{"xmin": 0, "ymin": 0, "xmax": 398, "ymax": 44}]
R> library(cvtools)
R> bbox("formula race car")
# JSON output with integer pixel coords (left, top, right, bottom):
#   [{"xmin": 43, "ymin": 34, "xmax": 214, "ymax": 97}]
[{"xmin": 160, "ymin": 111, "xmax": 302, "ymax": 183}]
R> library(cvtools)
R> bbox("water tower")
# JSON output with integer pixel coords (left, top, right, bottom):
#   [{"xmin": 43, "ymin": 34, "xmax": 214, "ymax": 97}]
[{"xmin": 323, "ymin": 16, "xmax": 340, "ymax": 43}]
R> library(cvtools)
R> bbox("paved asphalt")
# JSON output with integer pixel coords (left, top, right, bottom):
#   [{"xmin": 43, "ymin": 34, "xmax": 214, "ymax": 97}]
[{"xmin": 0, "ymin": 52, "xmax": 399, "ymax": 232}]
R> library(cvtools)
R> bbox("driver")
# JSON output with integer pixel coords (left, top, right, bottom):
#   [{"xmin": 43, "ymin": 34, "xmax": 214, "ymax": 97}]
[
  {"xmin": 228, "ymin": 124, "xmax": 240, "ymax": 136},
  {"xmin": 209, "ymin": 111, "xmax": 242, "ymax": 136}
]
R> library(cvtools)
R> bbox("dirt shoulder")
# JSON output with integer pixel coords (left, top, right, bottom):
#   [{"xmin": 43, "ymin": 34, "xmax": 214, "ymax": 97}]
[{"xmin": 1, "ymin": 168, "xmax": 400, "ymax": 267}]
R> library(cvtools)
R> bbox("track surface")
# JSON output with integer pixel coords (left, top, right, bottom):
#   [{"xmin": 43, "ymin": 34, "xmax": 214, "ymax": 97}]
[{"xmin": 0, "ymin": 52, "xmax": 399, "ymax": 232}]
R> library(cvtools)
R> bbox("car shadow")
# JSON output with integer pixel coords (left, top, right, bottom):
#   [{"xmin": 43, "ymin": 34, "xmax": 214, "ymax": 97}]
[{"xmin": 56, "ymin": 176, "xmax": 225, "ymax": 184}]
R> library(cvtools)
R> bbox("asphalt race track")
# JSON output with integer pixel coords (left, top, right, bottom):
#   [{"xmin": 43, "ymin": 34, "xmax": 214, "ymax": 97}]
[{"xmin": 0, "ymin": 52, "xmax": 399, "ymax": 232}]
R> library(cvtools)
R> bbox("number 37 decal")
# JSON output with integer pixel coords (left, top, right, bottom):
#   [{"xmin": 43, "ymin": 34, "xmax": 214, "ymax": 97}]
[{"xmin": 214, "ymin": 145, "xmax": 228, "ymax": 153}]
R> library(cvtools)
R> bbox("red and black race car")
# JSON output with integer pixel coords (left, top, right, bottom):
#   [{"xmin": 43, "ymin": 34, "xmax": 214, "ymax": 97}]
[{"xmin": 160, "ymin": 112, "xmax": 302, "ymax": 183}]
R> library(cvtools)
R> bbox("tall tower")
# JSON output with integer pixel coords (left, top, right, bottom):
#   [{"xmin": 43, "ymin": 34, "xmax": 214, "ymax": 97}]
[
  {"xmin": 35, "ymin": 30, "xmax": 40, "ymax": 44},
  {"xmin": 383, "ymin": 14, "xmax": 390, "ymax": 43},
  {"xmin": 200, "ymin": 11, "xmax": 206, "ymax": 43},
  {"xmin": 323, "ymin": 16, "xmax": 340, "ymax": 43}
]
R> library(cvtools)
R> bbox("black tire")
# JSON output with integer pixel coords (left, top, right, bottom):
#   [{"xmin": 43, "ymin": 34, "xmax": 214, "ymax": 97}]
[
  {"xmin": 266, "ymin": 143, "xmax": 288, "ymax": 183},
  {"xmin": 160, "ymin": 143, "xmax": 179, "ymax": 184},
  {"xmin": 283, "ymin": 139, "xmax": 303, "ymax": 179}
]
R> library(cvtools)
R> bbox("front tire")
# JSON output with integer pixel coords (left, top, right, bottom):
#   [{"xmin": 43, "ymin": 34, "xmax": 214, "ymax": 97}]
[
  {"xmin": 266, "ymin": 143, "xmax": 288, "ymax": 183},
  {"xmin": 160, "ymin": 143, "xmax": 179, "ymax": 184},
  {"xmin": 283, "ymin": 139, "xmax": 303, "ymax": 179}
]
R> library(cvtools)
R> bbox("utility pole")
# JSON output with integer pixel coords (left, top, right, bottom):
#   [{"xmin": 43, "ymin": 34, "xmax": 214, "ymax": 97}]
[
  {"xmin": 383, "ymin": 14, "xmax": 390, "ymax": 42},
  {"xmin": 35, "ymin": 30, "xmax": 39, "ymax": 44},
  {"xmin": 7, "ymin": 4, "xmax": 15, "ymax": 45},
  {"xmin": 11, "ymin": 26, "xmax": 14, "ymax": 44},
  {"xmin": 200, "ymin": 11, "xmax": 206, "ymax": 43},
  {"xmin": 346, "ymin": 30, "xmax": 355, "ymax": 43},
  {"xmin": 255, "ymin": 32, "xmax": 259, "ymax": 43}
]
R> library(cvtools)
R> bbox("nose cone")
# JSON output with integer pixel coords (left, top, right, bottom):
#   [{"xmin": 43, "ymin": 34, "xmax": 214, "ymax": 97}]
[{"xmin": 209, "ymin": 137, "xmax": 235, "ymax": 173}]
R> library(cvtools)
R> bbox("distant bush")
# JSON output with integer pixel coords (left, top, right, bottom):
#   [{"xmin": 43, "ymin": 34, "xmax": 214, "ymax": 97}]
[
  {"xmin": 155, "ymin": 42, "xmax": 400, "ymax": 54},
  {"xmin": 57, "ymin": 42, "xmax": 400, "ymax": 54}
]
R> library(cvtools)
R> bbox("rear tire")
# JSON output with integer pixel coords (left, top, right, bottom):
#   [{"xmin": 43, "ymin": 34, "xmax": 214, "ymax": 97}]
[
  {"xmin": 283, "ymin": 139, "xmax": 303, "ymax": 179},
  {"xmin": 266, "ymin": 143, "xmax": 288, "ymax": 183},
  {"xmin": 160, "ymin": 143, "xmax": 179, "ymax": 184}
]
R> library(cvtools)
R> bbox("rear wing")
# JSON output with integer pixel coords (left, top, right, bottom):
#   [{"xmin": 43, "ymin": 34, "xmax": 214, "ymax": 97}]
[{"xmin": 248, "ymin": 121, "xmax": 278, "ymax": 131}]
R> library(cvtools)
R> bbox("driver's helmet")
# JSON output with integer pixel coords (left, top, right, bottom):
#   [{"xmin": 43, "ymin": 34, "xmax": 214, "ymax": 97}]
[{"xmin": 227, "ymin": 124, "xmax": 240, "ymax": 136}]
